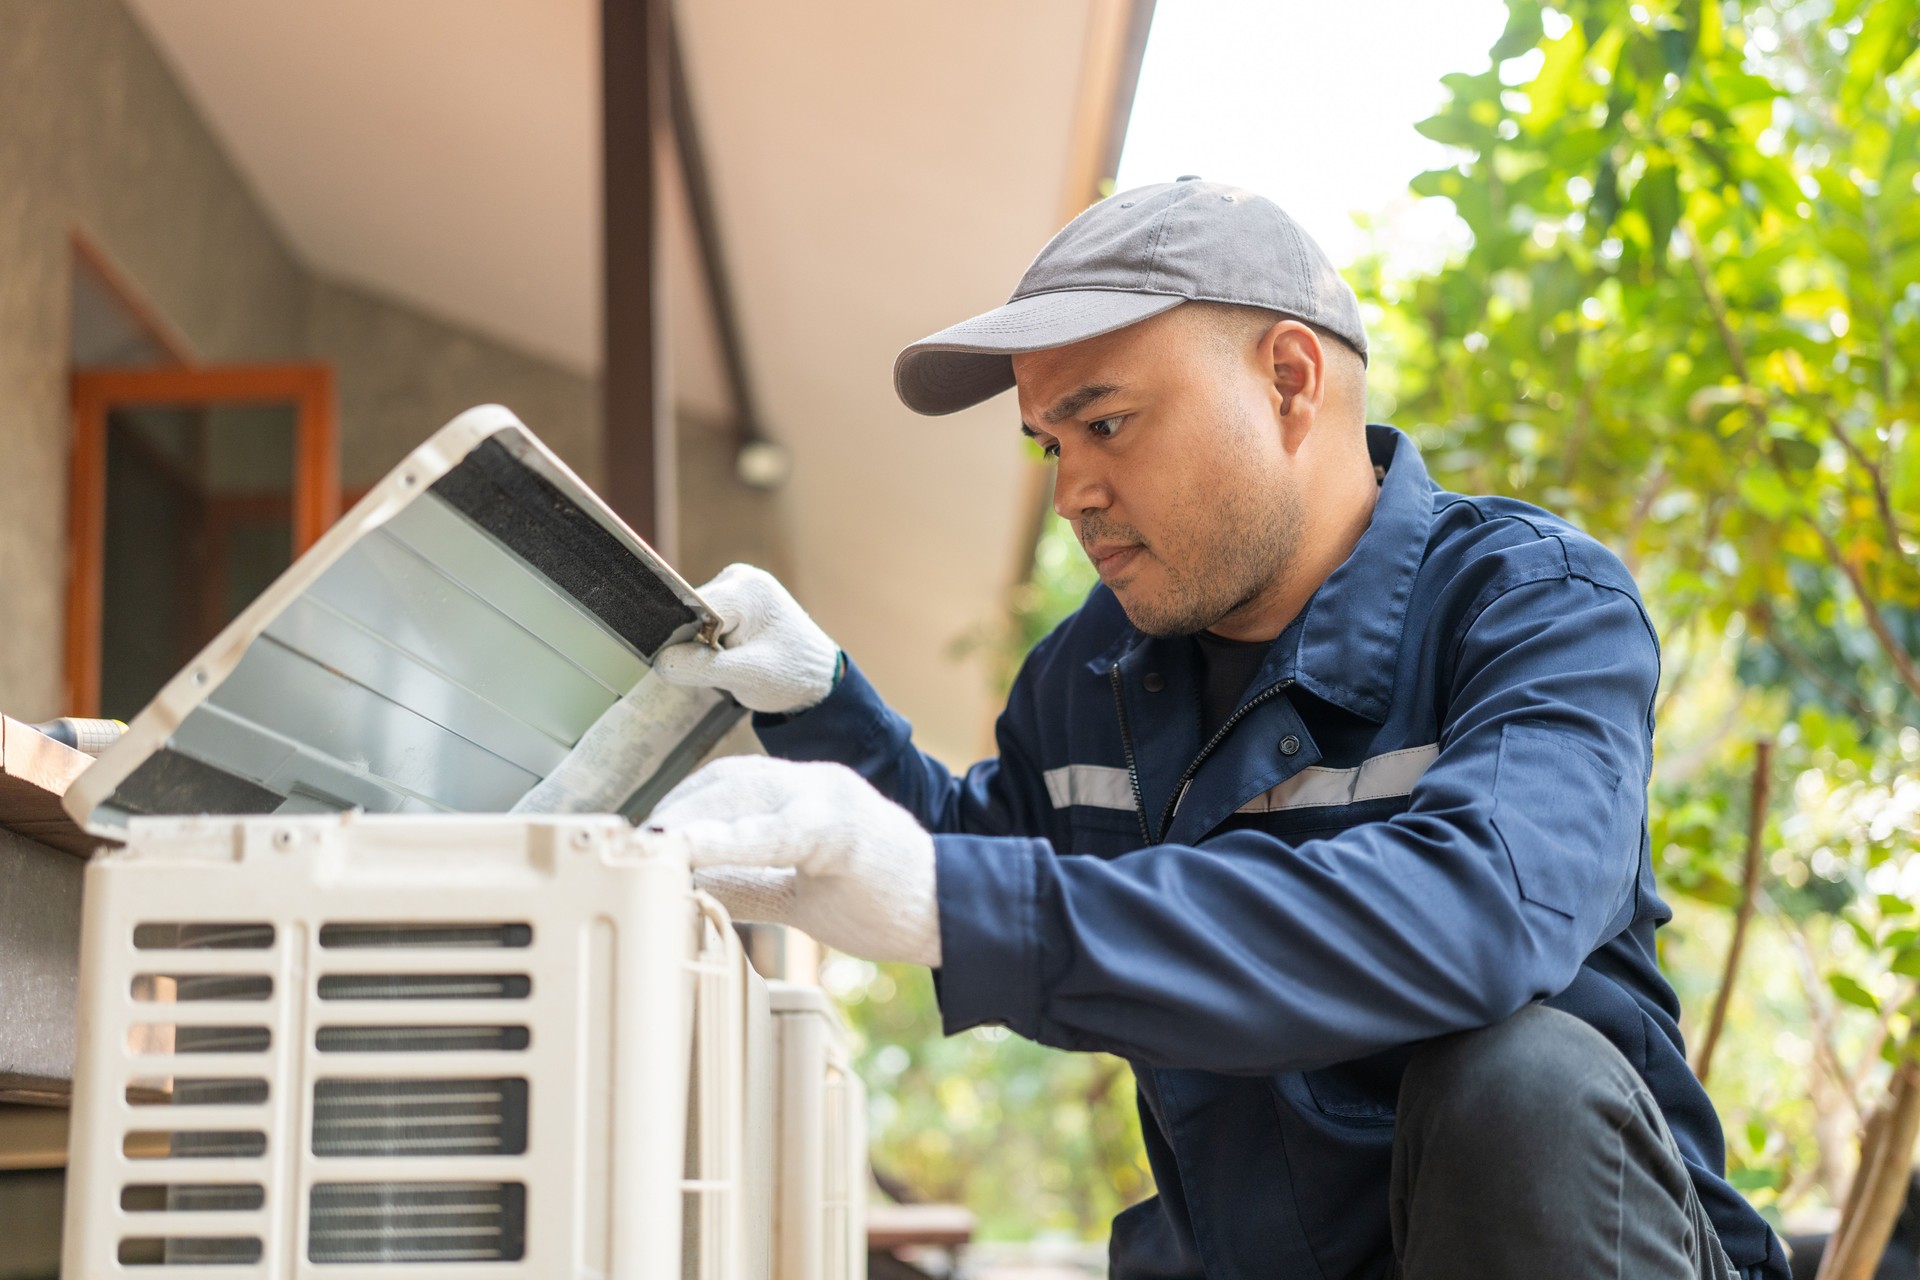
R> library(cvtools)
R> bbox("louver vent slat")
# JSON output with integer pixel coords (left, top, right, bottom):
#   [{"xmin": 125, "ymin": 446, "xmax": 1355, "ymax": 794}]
[
  {"xmin": 123, "ymin": 1130, "xmax": 267, "ymax": 1160},
  {"xmin": 317, "ymin": 973, "xmax": 530, "ymax": 1001},
  {"xmin": 126, "ymin": 1078, "xmax": 269, "ymax": 1107},
  {"xmin": 316, "ymin": 1025, "xmax": 530, "ymax": 1053},
  {"xmin": 307, "ymin": 1182, "xmax": 527, "ymax": 1264},
  {"xmin": 117, "ymin": 1235, "xmax": 263, "ymax": 1265},
  {"xmin": 121, "ymin": 1184, "xmax": 266, "ymax": 1213},
  {"xmin": 319, "ymin": 923, "xmax": 531, "ymax": 949},
  {"xmin": 128, "ymin": 1025, "xmax": 272, "ymax": 1055},
  {"xmin": 133, "ymin": 923, "xmax": 274, "ymax": 950},
  {"xmin": 312, "ymin": 1078, "xmax": 529, "ymax": 1157},
  {"xmin": 133, "ymin": 974, "xmax": 273, "ymax": 1002}
]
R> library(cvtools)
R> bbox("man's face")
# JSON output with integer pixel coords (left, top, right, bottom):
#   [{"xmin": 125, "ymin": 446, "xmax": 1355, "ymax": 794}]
[{"xmin": 1012, "ymin": 306, "xmax": 1304, "ymax": 637}]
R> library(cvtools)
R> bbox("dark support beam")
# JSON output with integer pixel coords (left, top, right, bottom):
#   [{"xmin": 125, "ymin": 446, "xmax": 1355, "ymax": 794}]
[
  {"xmin": 664, "ymin": 4, "xmax": 762, "ymax": 447},
  {"xmin": 602, "ymin": 0, "xmax": 668, "ymax": 544}
]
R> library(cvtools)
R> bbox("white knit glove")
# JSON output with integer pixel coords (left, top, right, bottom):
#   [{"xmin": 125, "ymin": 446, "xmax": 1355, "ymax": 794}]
[
  {"xmin": 645, "ymin": 755, "xmax": 941, "ymax": 967},
  {"xmin": 653, "ymin": 564, "xmax": 840, "ymax": 715}
]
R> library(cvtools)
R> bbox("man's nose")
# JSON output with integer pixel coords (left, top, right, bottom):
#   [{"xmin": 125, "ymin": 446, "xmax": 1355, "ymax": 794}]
[{"xmin": 1051, "ymin": 447, "xmax": 1110, "ymax": 519}]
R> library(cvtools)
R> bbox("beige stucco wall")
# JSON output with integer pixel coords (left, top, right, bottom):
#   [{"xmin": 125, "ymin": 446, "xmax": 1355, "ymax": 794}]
[
  {"xmin": 308, "ymin": 278, "xmax": 601, "ymax": 493},
  {"xmin": 673, "ymin": 414, "xmax": 792, "ymax": 588},
  {"xmin": 0, "ymin": 0, "xmax": 310, "ymax": 720}
]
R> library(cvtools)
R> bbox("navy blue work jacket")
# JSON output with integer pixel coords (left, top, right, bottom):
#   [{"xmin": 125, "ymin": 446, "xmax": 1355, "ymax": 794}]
[{"xmin": 757, "ymin": 424, "xmax": 1788, "ymax": 1280}]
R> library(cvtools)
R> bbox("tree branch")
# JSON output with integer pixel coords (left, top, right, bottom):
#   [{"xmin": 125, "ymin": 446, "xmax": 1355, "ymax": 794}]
[
  {"xmin": 1848, "ymin": 981, "xmax": 1917, "ymax": 1103},
  {"xmin": 1684, "ymin": 234, "xmax": 1752, "ymax": 383},
  {"xmin": 1758, "ymin": 607, "xmax": 1888, "ymax": 729},
  {"xmin": 1620, "ymin": 461, "xmax": 1669, "ymax": 578},
  {"xmin": 1773, "ymin": 908, "xmax": 1860, "ymax": 1113},
  {"xmin": 1825, "ymin": 416, "xmax": 1906, "ymax": 559},
  {"xmin": 1693, "ymin": 739, "xmax": 1773, "ymax": 1083},
  {"xmin": 1806, "ymin": 518, "xmax": 1920, "ymax": 703}
]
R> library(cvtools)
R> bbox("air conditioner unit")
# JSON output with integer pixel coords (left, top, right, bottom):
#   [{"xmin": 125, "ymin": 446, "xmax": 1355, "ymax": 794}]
[
  {"xmin": 767, "ymin": 983, "xmax": 867, "ymax": 1280},
  {"xmin": 56, "ymin": 406, "xmax": 870, "ymax": 1279},
  {"xmin": 61, "ymin": 811, "xmax": 772, "ymax": 1278}
]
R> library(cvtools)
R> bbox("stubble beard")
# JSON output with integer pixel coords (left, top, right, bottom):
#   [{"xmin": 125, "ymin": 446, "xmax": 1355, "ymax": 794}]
[
  {"xmin": 1084, "ymin": 457, "xmax": 1303, "ymax": 639},
  {"xmin": 1125, "ymin": 477, "xmax": 1301, "ymax": 637}
]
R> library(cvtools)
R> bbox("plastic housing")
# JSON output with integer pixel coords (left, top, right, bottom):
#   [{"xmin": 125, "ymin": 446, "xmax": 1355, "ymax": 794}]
[
  {"xmin": 767, "ymin": 982, "xmax": 868, "ymax": 1280},
  {"xmin": 62, "ymin": 812, "xmax": 770, "ymax": 1278}
]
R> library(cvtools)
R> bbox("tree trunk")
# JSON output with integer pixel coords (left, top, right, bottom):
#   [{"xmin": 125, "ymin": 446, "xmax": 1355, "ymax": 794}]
[{"xmin": 1816, "ymin": 1032, "xmax": 1920, "ymax": 1280}]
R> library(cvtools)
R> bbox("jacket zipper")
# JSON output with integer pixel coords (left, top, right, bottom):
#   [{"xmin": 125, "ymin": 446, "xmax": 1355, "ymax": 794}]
[
  {"xmin": 1109, "ymin": 664, "xmax": 1152, "ymax": 846},
  {"xmin": 1156, "ymin": 675, "xmax": 1297, "ymax": 843}
]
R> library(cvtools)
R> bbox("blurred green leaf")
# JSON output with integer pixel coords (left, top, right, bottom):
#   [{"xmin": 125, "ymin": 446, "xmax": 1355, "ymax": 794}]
[{"xmin": 1829, "ymin": 973, "xmax": 1881, "ymax": 1013}]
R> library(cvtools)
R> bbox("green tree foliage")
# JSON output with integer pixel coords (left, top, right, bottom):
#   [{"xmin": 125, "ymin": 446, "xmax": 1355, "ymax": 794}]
[{"xmin": 1378, "ymin": 0, "xmax": 1920, "ymax": 1229}]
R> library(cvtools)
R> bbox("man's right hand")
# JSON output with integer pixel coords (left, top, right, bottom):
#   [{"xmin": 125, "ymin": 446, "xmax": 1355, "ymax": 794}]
[{"xmin": 653, "ymin": 563, "xmax": 841, "ymax": 715}]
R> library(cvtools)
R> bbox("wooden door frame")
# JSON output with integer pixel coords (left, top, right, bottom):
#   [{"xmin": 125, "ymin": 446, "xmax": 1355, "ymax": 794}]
[{"xmin": 65, "ymin": 364, "xmax": 339, "ymax": 717}]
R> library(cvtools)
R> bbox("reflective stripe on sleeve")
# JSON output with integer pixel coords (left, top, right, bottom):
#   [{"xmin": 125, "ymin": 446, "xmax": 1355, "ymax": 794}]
[{"xmin": 1236, "ymin": 743, "xmax": 1439, "ymax": 814}]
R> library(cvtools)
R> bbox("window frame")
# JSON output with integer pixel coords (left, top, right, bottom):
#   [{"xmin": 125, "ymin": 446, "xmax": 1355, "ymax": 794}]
[{"xmin": 65, "ymin": 363, "xmax": 339, "ymax": 717}]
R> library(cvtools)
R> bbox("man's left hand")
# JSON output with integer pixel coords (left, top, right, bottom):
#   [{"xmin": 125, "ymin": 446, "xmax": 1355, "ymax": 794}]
[{"xmin": 646, "ymin": 756, "xmax": 941, "ymax": 968}]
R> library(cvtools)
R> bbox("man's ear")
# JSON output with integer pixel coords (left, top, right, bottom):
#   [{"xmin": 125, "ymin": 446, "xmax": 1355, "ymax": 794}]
[{"xmin": 1259, "ymin": 320, "xmax": 1327, "ymax": 424}]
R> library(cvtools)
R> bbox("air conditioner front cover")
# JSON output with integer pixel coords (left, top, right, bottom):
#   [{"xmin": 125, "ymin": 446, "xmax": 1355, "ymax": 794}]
[{"xmin": 66, "ymin": 405, "xmax": 743, "ymax": 841}]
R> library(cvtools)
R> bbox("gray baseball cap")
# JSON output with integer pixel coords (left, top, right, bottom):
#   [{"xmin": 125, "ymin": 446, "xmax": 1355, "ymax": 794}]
[{"xmin": 893, "ymin": 177, "xmax": 1369, "ymax": 416}]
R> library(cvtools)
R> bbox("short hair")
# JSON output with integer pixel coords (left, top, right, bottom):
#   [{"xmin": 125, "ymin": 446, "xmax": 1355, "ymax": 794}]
[{"xmin": 1183, "ymin": 301, "xmax": 1367, "ymax": 411}]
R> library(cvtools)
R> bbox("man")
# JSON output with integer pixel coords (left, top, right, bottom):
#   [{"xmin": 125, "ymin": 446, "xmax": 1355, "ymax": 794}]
[{"xmin": 648, "ymin": 178, "xmax": 1789, "ymax": 1280}]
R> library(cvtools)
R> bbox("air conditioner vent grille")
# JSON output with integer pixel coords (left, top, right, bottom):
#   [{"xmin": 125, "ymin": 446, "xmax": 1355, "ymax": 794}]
[
  {"xmin": 68, "ymin": 819, "xmax": 746, "ymax": 1277},
  {"xmin": 313, "ymin": 1077, "xmax": 529, "ymax": 1157},
  {"xmin": 306, "ymin": 1181, "xmax": 527, "ymax": 1264}
]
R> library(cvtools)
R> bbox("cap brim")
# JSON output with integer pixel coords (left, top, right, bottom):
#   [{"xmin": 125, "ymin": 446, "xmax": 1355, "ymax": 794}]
[{"xmin": 893, "ymin": 289, "xmax": 1186, "ymax": 416}]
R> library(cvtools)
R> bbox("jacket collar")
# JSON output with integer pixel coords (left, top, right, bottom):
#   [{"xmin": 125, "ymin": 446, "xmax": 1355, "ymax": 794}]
[
  {"xmin": 1288, "ymin": 423, "xmax": 1435, "ymax": 723},
  {"xmin": 1086, "ymin": 424, "xmax": 1435, "ymax": 726}
]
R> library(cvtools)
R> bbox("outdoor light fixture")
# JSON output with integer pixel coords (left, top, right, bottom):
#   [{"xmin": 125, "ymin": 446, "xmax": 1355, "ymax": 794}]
[{"xmin": 735, "ymin": 436, "xmax": 792, "ymax": 490}]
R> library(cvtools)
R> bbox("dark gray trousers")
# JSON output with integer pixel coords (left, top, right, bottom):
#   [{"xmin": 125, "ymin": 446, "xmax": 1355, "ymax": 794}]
[{"xmin": 1390, "ymin": 1004, "xmax": 1739, "ymax": 1280}]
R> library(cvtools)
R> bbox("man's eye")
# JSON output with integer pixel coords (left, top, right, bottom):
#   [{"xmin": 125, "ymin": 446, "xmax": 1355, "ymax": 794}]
[
  {"xmin": 1041, "ymin": 441, "xmax": 1061, "ymax": 459},
  {"xmin": 1088, "ymin": 415, "xmax": 1125, "ymax": 438}
]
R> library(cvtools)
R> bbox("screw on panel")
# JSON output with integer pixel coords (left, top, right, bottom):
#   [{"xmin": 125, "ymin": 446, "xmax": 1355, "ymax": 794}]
[
  {"xmin": 272, "ymin": 829, "xmax": 296, "ymax": 852},
  {"xmin": 570, "ymin": 829, "xmax": 594, "ymax": 851}
]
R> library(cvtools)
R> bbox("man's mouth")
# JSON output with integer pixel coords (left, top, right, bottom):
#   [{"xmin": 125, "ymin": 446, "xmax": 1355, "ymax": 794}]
[{"xmin": 1087, "ymin": 542, "xmax": 1145, "ymax": 577}]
